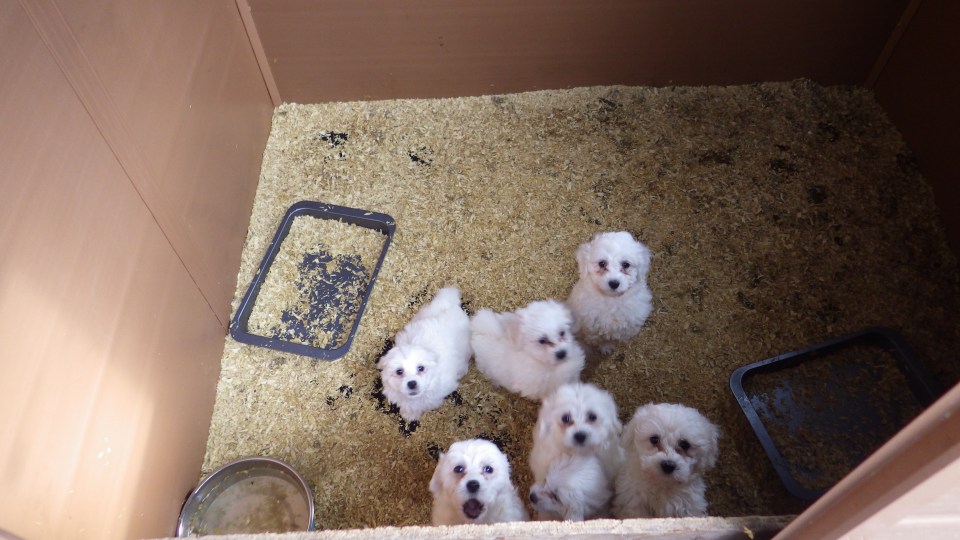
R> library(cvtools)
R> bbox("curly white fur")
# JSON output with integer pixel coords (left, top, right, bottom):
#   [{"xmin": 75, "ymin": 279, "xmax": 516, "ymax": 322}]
[
  {"xmin": 430, "ymin": 439, "xmax": 529, "ymax": 526},
  {"xmin": 529, "ymin": 454, "xmax": 611, "ymax": 521},
  {"xmin": 567, "ymin": 231, "xmax": 653, "ymax": 354},
  {"xmin": 528, "ymin": 383, "xmax": 623, "ymax": 520},
  {"xmin": 613, "ymin": 403, "xmax": 720, "ymax": 518},
  {"xmin": 471, "ymin": 300, "xmax": 585, "ymax": 401},
  {"xmin": 378, "ymin": 286, "xmax": 472, "ymax": 421}
]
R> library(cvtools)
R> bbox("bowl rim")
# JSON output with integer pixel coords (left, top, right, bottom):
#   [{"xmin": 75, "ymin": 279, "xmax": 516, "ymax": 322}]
[{"xmin": 176, "ymin": 456, "xmax": 315, "ymax": 536}]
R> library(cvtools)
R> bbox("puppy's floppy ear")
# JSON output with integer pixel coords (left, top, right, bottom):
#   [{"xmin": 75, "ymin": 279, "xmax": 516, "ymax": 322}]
[
  {"xmin": 429, "ymin": 453, "xmax": 446, "ymax": 496},
  {"xmin": 621, "ymin": 406, "xmax": 647, "ymax": 449},
  {"xmin": 421, "ymin": 347, "xmax": 440, "ymax": 368},
  {"xmin": 620, "ymin": 419, "xmax": 637, "ymax": 450},
  {"xmin": 376, "ymin": 347, "xmax": 397, "ymax": 371},
  {"xmin": 536, "ymin": 409, "xmax": 553, "ymax": 440},
  {"xmin": 575, "ymin": 240, "xmax": 594, "ymax": 276},
  {"xmin": 505, "ymin": 311, "xmax": 526, "ymax": 346},
  {"xmin": 634, "ymin": 240, "xmax": 653, "ymax": 274},
  {"xmin": 695, "ymin": 420, "xmax": 721, "ymax": 474},
  {"xmin": 606, "ymin": 400, "xmax": 623, "ymax": 436}
]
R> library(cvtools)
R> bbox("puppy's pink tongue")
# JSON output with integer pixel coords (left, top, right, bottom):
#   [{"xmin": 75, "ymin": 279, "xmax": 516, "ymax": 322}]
[{"xmin": 462, "ymin": 499, "xmax": 484, "ymax": 519}]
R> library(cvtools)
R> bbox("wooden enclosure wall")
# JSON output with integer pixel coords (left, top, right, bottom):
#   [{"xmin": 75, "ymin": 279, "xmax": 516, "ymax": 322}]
[
  {"xmin": 872, "ymin": 0, "xmax": 960, "ymax": 252},
  {"xmin": 244, "ymin": 0, "xmax": 910, "ymax": 103},
  {"xmin": 0, "ymin": 1, "xmax": 273, "ymax": 539},
  {"xmin": 243, "ymin": 0, "xmax": 959, "ymax": 249},
  {"xmin": 2, "ymin": 1, "xmax": 957, "ymax": 539}
]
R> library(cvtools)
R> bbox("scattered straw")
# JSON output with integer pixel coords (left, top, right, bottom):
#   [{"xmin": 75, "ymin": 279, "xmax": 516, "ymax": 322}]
[{"xmin": 203, "ymin": 81, "xmax": 960, "ymax": 530}]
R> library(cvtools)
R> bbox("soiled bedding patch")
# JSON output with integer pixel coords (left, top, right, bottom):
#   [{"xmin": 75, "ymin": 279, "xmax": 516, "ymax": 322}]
[
  {"xmin": 248, "ymin": 216, "xmax": 386, "ymax": 349},
  {"xmin": 742, "ymin": 342, "xmax": 925, "ymax": 493},
  {"xmin": 202, "ymin": 81, "xmax": 960, "ymax": 529}
]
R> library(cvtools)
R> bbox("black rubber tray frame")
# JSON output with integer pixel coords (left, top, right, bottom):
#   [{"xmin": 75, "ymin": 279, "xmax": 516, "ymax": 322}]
[
  {"xmin": 229, "ymin": 200, "xmax": 395, "ymax": 360},
  {"xmin": 729, "ymin": 327, "xmax": 942, "ymax": 500}
]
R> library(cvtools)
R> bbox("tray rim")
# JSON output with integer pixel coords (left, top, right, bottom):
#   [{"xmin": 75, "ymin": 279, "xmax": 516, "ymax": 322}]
[
  {"xmin": 729, "ymin": 326, "xmax": 942, "ymax": 500},
  {"xmin": 229, "ymin": 200, "xmax": 395, "ymax": 360}
]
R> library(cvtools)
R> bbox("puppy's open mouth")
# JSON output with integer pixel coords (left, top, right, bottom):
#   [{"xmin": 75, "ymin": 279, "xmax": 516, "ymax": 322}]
[{"xmin": 462, "ymin": 499, "xmax": 484, "ymax": 519}]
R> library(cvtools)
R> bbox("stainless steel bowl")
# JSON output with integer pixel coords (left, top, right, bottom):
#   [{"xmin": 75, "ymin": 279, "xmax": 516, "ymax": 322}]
[{"xmin": 177, "ymin": 457, "xmax": 315, "ymax": 536}]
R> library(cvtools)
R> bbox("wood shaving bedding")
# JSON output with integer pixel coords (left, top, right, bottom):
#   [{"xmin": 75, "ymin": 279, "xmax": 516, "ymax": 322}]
[{"xmin": 203, "ymin": 81, "xmax": 960, "ymax": 530}]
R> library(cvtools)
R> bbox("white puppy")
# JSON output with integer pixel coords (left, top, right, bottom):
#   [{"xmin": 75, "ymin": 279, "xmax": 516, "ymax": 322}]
[
  {"xmin": 529, "ymin": 454, "xmax": 611, "ymax": 521},
  {"xmin": 567, "ymin": 231, "xmax": 653, "ymax": 354},
  {"xmin": 471, "ymin": 300, "xmax": 586, "ymax": 401},
  {"xmin": 430, "ymin": 439, "xmax": 529, "ymax": 526},
  {"xmin": 528, "ymin": 383, "xmax": 623, "ymax": 520},
  {"xmin": 378, "ymin": 286, "xmax": 472, "ymax": 421},
  {"xmin": 613, "ymin": 403, "xmax": 720, "ymax": 518}
]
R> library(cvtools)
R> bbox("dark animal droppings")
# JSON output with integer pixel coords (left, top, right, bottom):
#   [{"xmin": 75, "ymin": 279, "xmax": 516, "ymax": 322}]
[{"xmin": 317, "ymin": 131, "xmax": 348, "ymax": 147}]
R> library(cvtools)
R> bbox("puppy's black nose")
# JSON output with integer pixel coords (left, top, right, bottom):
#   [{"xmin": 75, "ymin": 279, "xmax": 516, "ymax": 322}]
[
  {"xmin": 573, "ymin": 431, "xmax": 587, "ymax": 445},
  {"xmin": 529, "ymin": 492, "xmax": 539, "ymax": 504},
  {"xmin": 407, "ymin": 380, "xmax": 418, "ymax": 390},
  {"xmin": 466, "ymin": 480, "xmax": 480, "ymax": 493},
  {"xmin": 608, "ymin": 280, "xmax": 620, "ymax": 290},
  {"xmin": 660, "ymin": 460, "xmax": 677, "ymax": 475},
  {"xmin": 555, "ymin": 349, "xmax": 567, "ymax": 360}
]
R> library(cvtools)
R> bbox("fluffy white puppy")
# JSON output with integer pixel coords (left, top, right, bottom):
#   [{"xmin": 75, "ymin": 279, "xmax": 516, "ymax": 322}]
[
  {"xmin": 530, "ymin": 382, "xmax": 624, "ymax": 484},
  {"xmin": 471, "ymin": 300, "xmax": 585, "ymax": 401},
  {"xmin": 430, "ymin": 439, "xmax": 529, "ymax": 526},
  {"xmin": 613, "ymin": 403, "xmax": 721, "ymax": 518},
  {"xmin": 567, "ymin": 231, "xmax": 653, "ymax": 354},
  {"xmin": 528, "ymin": 383, "xmax": 623, "ymax": 520},
  {"xmin": 529, "ymin": 454, "xmax": 611, "ymax": 521},
  {"xmin": 377, "ymin": 286, "xmax": 471, "ymax": 421}
]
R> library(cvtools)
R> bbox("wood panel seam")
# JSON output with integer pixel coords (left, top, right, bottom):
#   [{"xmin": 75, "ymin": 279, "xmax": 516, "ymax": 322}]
[
  {"xmin": 235, "ymin": 0, "xmax": 281, "ymax": 106},
  {"xmin": 18, "ymin": 0, "xmax": 227, "ymax": 329},
  {"xmin": 864, "ymin": 0, "xmax": 924, "ymax": 88}
]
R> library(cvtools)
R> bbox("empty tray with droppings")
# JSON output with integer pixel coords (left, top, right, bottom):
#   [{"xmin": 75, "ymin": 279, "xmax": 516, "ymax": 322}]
[
  {"xmin": 230, "ymin": 200, "xmax": 395, "ymax": 360},
  {"xmin": 730, "ymin": 327, "xmax": 942, "ymax": 500}
]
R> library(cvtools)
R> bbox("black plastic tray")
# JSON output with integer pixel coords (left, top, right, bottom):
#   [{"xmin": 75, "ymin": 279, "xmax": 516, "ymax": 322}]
[
  {"xmin": 229, "ymin": 201, "xmax": 395, "ymax": 360},
  {"xmin": 729, "ymin": 327, "xmax": 941, "ymax": 500}
]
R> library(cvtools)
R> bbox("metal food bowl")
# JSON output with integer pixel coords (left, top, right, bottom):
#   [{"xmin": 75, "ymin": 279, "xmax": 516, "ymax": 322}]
[{"xmin": 177, "ymin": 457, "xmax": 315, "ymax": 536}]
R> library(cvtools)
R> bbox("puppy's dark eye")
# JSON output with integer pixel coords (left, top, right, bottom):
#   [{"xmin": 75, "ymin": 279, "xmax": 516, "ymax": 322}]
[
  {"xmin": 621, "ymin": 261, "xmax": 631, "ymax": 270},
  {"xmin": 559, "ymin": 330, "xmax": 566, "ymax": 338},
  {"xmin": 587, "ymin": 412, "xmax": 598, "ymax": 422},
  {"xmin": 538, "ymin": 337, "xmax": 549, "ymax": 345},
  {"xmin": 396, "ymin": 368, "xmax": 404, "ymax": 376},
  {"xmin": 453, "ymin": 465, "xmax": 465, "ymax": 474},
  {"xmin": 417, "ymin": 365, "xmax": 425, "ymax": 373},
  {"xmin": 561, "ymin": 414, "xmax": 572, "ymax": 425},
  {"xmin": 679, "ymin": 439, "xmax": 691, "ymax": 452},
  {"xmin": 483, "ymin": 465, "xmax": 494, "ymax": 474},
  {"xmin": 598, "ymin": 260, "xmax": 608, "ymax": 269},
  {"xmin": 650, "ymin": 435, "xmax": 660, "ymax": 446}
]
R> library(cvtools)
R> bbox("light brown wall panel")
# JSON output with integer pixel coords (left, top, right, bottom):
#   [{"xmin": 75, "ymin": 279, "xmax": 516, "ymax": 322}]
[
  {"xmin": 872, "ymin": 0, "xmax": 960, "ymax": 251},
  {"xmin": 0, "ymin": 6, "xmax": 225, "ymax": 538},
  {"xmin": 247, "ymin": 0, "xmax": 908, "ymax": 103},
  {"xmin": 39, "ymin": 0, "xmax": 275, "ymax": 326},
  {"xmin": 1, "ymin": 2, "xmax": 273, "ymax": 538}
]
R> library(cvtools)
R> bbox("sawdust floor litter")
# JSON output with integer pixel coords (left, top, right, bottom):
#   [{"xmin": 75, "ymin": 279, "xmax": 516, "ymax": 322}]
[{"xmin": 202, "ymin": 80, "xmax": 960, "ymax": 530}]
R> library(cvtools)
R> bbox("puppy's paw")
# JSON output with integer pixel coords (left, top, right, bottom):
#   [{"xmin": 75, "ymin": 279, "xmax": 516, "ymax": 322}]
[{"xmin": 598, "ymin": 342, "xmax": 616, "ymax": 355}]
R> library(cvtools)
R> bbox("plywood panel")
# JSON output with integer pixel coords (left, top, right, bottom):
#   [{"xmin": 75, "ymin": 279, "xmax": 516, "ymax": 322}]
[
  {"xmin": 246, "ymin": 0, "xmax": 908, "ymax": 102},
  {"xmin": 776, "ymin": 383, "xmax": 960, "ymax": 539},
  {"xmin": 38, "ymin": 0, "xmax": 275, "ymax": 325},
  {"xmin": 872, "ymin": 0, "xmax": 960, "ymax": 251},
  {"xmin": 0, "ymin": 4, "xmax": 225, "ymax": 539}
]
